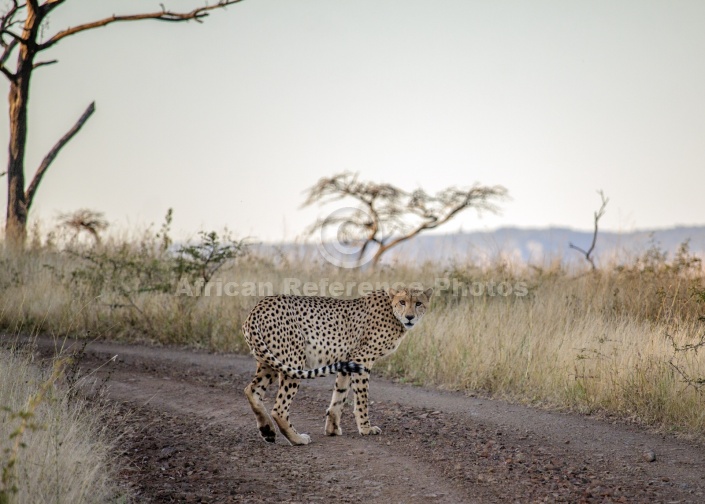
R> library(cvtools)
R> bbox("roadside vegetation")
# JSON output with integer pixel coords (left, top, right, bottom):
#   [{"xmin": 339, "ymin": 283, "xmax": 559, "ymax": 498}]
[
  {"xmin": 1, "ymin": 212, "xmax": 704, "ymax": 441},
  {"xmin": 0, "ymin": 340, "xmax": 122, "ymax": 503}
]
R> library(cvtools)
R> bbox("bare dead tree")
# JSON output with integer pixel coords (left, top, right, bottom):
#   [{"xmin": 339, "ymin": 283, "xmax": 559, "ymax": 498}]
[
  {"xmin": 569, "ymin": 190, "xmax": 609, "ymax": 271},
  {"xmin": 59, "ymin": 208, "xmax": 108, "ymax": 245},
  {"xmin": 1, "ymin": 0, "xmax": 243, "ymax": 250},
  {"xmin": 303, "ymin": 172, "xmax": 508, "ymax": 267}
]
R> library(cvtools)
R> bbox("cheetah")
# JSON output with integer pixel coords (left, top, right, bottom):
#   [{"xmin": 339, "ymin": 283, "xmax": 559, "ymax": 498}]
[{"xmin": 242, "ymin": 286, "xmax": 433, "ymax": 445}]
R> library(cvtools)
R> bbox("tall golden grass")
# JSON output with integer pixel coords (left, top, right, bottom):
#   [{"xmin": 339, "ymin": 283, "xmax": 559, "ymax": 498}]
[
  {"xmin": 0, "ymin": 342, "xmax": 122, "ymax": 503},
  {"xmin": 386, "ymin": 269, "xmax": 705, "ymax": 435},
  {"xmin": 2, "ymin": 224, "xmax": 704, "ymax": 438}
]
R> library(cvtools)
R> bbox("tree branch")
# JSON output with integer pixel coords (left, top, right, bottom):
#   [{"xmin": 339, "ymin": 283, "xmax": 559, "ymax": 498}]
[
  {"xmin": 2, "ymin": 29, "xmax": 25, "ymax": 43},
  {"xmin": 0, "ymin": 0, "xmax": 27, "ymax": 75},
  {"xmin": 32, "ymin": 58, "xmax": 56, "ymax": 69},
  {"xmin": 569, "ymin": 190, "xmax": 609, "ymax": 271},
  {"xmin": 0, "ymin": 37, "xmax": 19, "ymax": 71},
  {"xmin": 39, "ymin": 0, "xmax": 66, "ymax": 19},
  {"xmin": 0, "ymin": 64, "xmax": 14, "ymax": 79},
  {"xmin": 25, "ymin": 101, "xmax": 95, "ymax": 210},
  {"xmin": 39, "ymin": 0, "xmax": 244, "ymax": 51},
  {"xmin": 0, "ymin": 0, "xmax": 25, "ymax": 47},
  {"xmin": 372, "ymin": 186, "xmax": 507, "ymax": 263}
]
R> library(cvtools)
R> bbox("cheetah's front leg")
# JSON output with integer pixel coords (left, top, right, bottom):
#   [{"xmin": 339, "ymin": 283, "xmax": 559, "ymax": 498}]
[{"xmin": 351, "ymin": 370, "xmax": 381, "ymax": 436}]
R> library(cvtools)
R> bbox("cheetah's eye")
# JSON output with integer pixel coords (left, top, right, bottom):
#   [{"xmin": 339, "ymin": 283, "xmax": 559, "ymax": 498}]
[
  {"xmin": 415, "ymin": 302, "xmax": 423, "ymax": 307},
  {"xmin": 399, "ymin": 300, "xmax": 406, "ymax": 306}
]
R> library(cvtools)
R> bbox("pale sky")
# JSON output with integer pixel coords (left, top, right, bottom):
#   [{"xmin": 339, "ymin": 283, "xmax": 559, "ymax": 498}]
[{"xmin": 3, "ymin": 0, "xmax": 705, "ymax": 241}]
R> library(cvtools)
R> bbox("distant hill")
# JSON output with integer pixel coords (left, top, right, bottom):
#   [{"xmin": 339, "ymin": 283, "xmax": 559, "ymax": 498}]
[
  {"xmin": 388, "ymin": 226, "xmax": 705, "ymax": 266},
  {"xmin": 258, "ymin": 226, "xmax": 705, "ymax": 267}
]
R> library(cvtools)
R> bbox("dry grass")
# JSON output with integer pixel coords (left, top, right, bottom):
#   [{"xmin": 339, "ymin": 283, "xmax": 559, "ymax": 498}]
[
  {"xmin": 0, "ymin": 341, "xmax": 123, "ymax": 503},
  {"xmin": 1, "ymin": 223, "xmax": 704, "ymax": 439},
  {"xmin": 385, "ymin": 271, "xmax": 705, "ymax": 435}
]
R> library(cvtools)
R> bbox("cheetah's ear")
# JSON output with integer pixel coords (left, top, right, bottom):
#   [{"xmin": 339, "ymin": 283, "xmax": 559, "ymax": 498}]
[
  {"xmin": 424, "ymin": 288, "xmax": 434, "ymax": 299},
  {"xmin": 388, "ymin": 288, "xmax": 398, "ymax": 300}
]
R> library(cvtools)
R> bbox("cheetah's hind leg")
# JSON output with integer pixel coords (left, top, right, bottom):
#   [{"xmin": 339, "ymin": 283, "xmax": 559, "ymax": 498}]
[
  {"xmin": 325, "ymin": 371, "xmax": 351, "ymax": 436},
  {"xmin": 244, "ymin": 362, "xmax": 277, "ymax": 443},
  {"xmin": 271, "ymin": 375, "xmax": 311, "ymax": 445}
]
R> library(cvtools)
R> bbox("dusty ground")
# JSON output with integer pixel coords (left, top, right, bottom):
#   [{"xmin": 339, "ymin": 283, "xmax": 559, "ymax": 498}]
[{"xmin": 31, "ymin": 337, "xmax": 705, "ymax": 503}]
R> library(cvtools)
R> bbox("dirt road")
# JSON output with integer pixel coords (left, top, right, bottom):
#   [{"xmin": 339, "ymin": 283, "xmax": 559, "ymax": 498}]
[{"xmin": 33, "ymin": 337, "xmax": 705, "ymax": 503}]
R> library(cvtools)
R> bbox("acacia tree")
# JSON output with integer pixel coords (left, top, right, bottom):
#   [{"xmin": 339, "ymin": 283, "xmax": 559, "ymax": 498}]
[
  {"xmin": 58, "ymin": 208, "xmax": 108, "ymax": 245},
  {"xmin": 1, "ymin": 0, "xmax": 243, "ymax": 249},
  {"xmin": 304, "ymin": 172, "xmax": 508, "ymax": 267}
]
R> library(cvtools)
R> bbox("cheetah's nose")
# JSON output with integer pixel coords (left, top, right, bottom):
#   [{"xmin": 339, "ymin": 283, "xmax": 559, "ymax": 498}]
[{"xmin": 405, "ymin": 315, "xmax": 414, "ymax": 321}]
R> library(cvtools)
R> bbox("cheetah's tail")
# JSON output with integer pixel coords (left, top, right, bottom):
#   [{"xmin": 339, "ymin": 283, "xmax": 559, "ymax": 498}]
[{"xmin": 286, "ymin": 361, "xmax": 365, "ymax": 380}]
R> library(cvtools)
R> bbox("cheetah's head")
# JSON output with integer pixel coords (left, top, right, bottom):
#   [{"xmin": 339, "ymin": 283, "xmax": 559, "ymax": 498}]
[{"xmin": 388, "ymin": 287, "xmax": 434, "ymax": 330}]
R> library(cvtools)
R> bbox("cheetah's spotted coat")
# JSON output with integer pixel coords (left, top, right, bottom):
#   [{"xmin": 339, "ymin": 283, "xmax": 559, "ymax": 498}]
[{"xmin": 242, "ymin": 287, "xmax": 433, "ymax": 445}]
